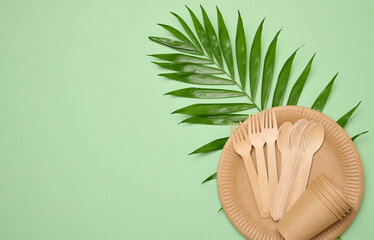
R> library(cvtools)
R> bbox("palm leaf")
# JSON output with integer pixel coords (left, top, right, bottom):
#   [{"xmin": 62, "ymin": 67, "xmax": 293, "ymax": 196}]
[
  {"xmin": 149, "ymin": 53, "xmax": 212, "ymax": 64},
  {"xmin": 171, "ymin": 12, "xmax": 203, "ymax": 52},
  {"xmin": 235, "ymin": 11, "xmax": 247, "ymax": 89},
  {"xmin": 149, "ymin": 36, "xmax": 202, "ymax": 55},
  {"xmin": 287, "ymin": 54, "xmax": 316, "ymax": 105},
  {"xmin": 186, "ymin": 6, "xmax": 213, "ymax": 58},
  {"xmin": 158, "ymin": 73, "xmax": 234, "ymax": 85},
  {"xmin": 249, "ymin": 19, "xmax": 264, "ymax": 99},
  {"xmin": 218, "ymin": 207, "xmax": 223, "ymax": 212},
  {"xmin": 165, "ymin": 88, "xmax": 245, "ymax": 99},
  {"xmin": 336, "ymin": 101, "xmax": 361, "ymax": 128},
  {"xmin": 261, "ymin": 30, "xmax": 281, "ymax": 109},
  {"xmin": 180, "ymin": 114, "xmax": 248, "ymax": 125},
  {"xmin": 217, "ymin": 7, "xmax": 235, "ymax": 78},
  {"xmin": 202, "ymin": 172, "xmax": 217, "ymax": 184},
  {"xmin": 200, "ymin": 6, "xmax": 223, "ymax": 67},
  {"xmin": 351, "ymin": 131, "xmax": 368, "ymax": 141},
  {"xmin": 272, "ymin": 49, "xmax": 298, "ymax": 107},
  {"xmin": 158, "ymin": 24, "xmax": 195, "ymax": 47},
  {"xmin": 189, "ymin": 137, "xmax": 228, "ymax": 155},
  {"xmin": 152, "ymin": 62, "xmax": 224, "ymax": 74},
  {"xmin": 311, "ymin": 73, "xmax": 337, "ymax": 112},
  {"xmin": 172, "ymin": 103, "xmax": 254, "ymax": 115}
]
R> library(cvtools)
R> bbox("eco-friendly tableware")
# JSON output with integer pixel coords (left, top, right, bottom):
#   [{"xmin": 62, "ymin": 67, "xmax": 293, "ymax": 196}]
[
  {"xmin": 248, "ymin": 114, "xmax": 270, "ymax": 214},
  {"xmin": 230, "ymin": 122, "xmax": 269, "ymax": 218},
  {"xmin": 272, "ymin": 119, "xmax": 309, "ymax": 221},
  {"xmin": 260, "ymin": 109, "xmax": 279, "ymax": 206},
  {"xmin": 284, "ymin": 120, "xmax": 316, "ymax": 213},
  {"xmin": 290, "ymin": 123, "xmax": 325, "ymax": 206},
  {"xmin": 277, "ymin": 122, "xmax": 293, "ymax": 173},
  {"xmin": 217, "ymin": 106, "xmax": 363, "ymax": 240},
  {"xmin": 277, "ymin": 175, "xmax": 352, "ymax": 240}
]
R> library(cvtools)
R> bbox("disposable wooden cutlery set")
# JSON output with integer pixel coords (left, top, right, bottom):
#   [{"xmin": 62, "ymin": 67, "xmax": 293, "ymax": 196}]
[{"xmin": 230, "ymin": 109, "xmax": 326, "ymax": 221}]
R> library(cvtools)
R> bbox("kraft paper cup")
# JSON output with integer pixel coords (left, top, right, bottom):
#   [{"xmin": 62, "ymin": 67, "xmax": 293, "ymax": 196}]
[
  {"xmin": 313, "ymin": 179, "xmax": 348, "ymax": 216},
  {"xmin": 309, "ymin": 184, "xmax": 343, "ymax": 219},
  {"xmin": 277, "ymin": 175, "xmax": 352, "ymax": 240},
  {"xmin": 318, "ymin": 175, "xmax": 351, "ymax": 211}
]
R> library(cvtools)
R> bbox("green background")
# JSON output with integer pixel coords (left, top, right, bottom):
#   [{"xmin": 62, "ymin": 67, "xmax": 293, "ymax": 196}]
[{"xmin": 0, "ymin": 0, "xmax": 373, "ymax": 239}]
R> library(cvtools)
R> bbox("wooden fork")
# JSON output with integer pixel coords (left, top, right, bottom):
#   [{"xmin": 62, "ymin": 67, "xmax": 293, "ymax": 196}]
[
  {"xmin": 230, "ymin": 122, "xmax": 269, "ymax": 218},
  {"xmin": 260, "ymin": 109, "xmax": 279, "ymax": 206},
  {"xmin": 248, "ymin": 114, "xmax": 270, "ymax": 214}
]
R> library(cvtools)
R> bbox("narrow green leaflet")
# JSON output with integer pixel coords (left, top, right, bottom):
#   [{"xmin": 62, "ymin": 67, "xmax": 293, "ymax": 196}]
[
  {"xmin": 218, "ymin": 207, "xmax": 223, "ymax": 212},
  {"xmin": 189, "ymin": 137, "xmax": 229, "ymax": 155},
  {"xmin": 158, "ymin": 24, "xmax": 195, "ymax": 47},
  {"xmin": 187, "ymin": 6, "xmax": 213, "ymax": 58},
  {"xmin": 235, "ymin": 12, "xmax": 247, "ymax": 89},
  {"xmin": 336, "ymin": 101, "xmax": 361, "ymax": 128},
  {"xmin": 351, "ymin": 131, "xmax": 368, "ymax": 141},
  {"xmin": 172, "ymin": 103, "xmax": 254, "ymax": 115},
  {"xmin": 152, "ymin": 62, "xmax": 224, "ymax": 74},
  {"xmin": 165, "ymin": 88, "xmax": 245, "ymax": 99},
  {"xmin": 217, "ymin": 7, "xmax": 234, "ymax": 78},
  {"xmin": 311, "ymin": 73, "xmax": 337, "ymax": 112},
  {"xmin": 272, "ymin": 49, "xmax": 298, "ymax": 107},
  {"xmin": 149, "ymin": 36, "xmax": 202, "ymax": 55},
  {"xmin": 287, "ymin": 54, "xmax": 316, "ymax": 105},
  {"xmin": 249, "ymin": 19, "xmax": 264, "ymax": 99},
  {"xmin": 159, "ymin": 73, "xmax": 233, "ymax": 85},
  {"xmin": 202, "ymin": 172, "xmax": 217, "ymax": 184},
  {"xmin": 149, "ymin": 53, "xmax": 212, "ymax": 64},
  {"xmin": 200, "ymin": 6, "xmax": 223, "ymax": 67},
  {"xmin": 180, "ymin": 114, "xmax": 248, "ymax": 125},
  {"xmin": 171, "ymin": 12, "xmax": 203, "ymax": 52},
  {"xmin": 261, "ymin": 30, "xmax": 280, "ymax": 109}
]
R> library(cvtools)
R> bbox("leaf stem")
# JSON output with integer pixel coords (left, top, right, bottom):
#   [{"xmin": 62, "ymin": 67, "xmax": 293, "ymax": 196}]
[{"xmin": 206, "ymin": 55, "xmax": 261, "ymax": 111}]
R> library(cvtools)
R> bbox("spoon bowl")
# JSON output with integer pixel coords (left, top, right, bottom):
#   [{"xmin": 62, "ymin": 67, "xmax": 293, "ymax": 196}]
[{"xmin": 304, "ymin": 123, "xmax": 325, "ymax": 154}]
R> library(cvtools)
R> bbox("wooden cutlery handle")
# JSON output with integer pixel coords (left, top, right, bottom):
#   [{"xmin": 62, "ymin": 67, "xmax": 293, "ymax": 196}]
[
  {"xmin": 242, "ymin": 155, "xmax": 269, "ymax": 218},
  {"xmin": 289, "ymin": 154, "xmax": 313, "ymax": 207},
  {"xmin": 254, "ymin": 147, "xmax": 270, "ymax": 214},
  {"xmin": 266, "ymin": 142, "xmax": 278, "ymax": 206},
  {"xmin": 271, "ymin": 148, "xmax": 298, "ymax": 220}
]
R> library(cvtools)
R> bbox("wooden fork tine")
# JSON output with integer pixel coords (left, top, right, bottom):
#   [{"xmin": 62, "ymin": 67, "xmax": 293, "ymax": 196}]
[
  {"xmin": 251, "ymin": 115, "xmax": 255, "ymax": 133},
  {"xmin": 230, "ymin": 124, "xmax": 236, "ymax": 143},
  {"xmin": 260, "ymin": 111, "xmax": 265, "ymax": 131},
  {"xmin": 239, "ymin": 121, "xmax": 247, "ymax": 139},
  {"xmin": 267, "ymin": 109, "xmax": 271, "ymax": 128},
  {"xmin": 236, "ymin": 123, "xmax": 242, "ymax": 141},
  {"xmin": 248, "ymin": 114, "xmax": 252, "ymax": 134},
  {"xmin": 272, "ymin": 109, "xmax": 278, "ymax": 130},
  {"xmin": 255, "ymin": 114, "xmax": 260, "ymax": 133}
]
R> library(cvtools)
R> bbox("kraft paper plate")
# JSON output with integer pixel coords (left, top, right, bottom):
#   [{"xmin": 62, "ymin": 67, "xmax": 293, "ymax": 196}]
[{"xmin": 217, "ymin": 106, "xmax": 364, "ymax": 240}]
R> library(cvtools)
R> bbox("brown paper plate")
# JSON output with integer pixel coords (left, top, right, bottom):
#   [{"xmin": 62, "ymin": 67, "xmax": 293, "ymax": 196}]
[{"xmin": 217, "ymin": 106, "xmax": 364, "ymax": 240}]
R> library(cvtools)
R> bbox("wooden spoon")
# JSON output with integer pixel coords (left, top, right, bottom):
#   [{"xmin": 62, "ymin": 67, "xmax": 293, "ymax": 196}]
[
  {"xmin": 277, "ymin": 122, "xmax": 293, "ymax": 174},
  {"xmin": 290, "ymin": 123, "xmax": 324, "ymax": 206},
  {"xmin": 271, "ymin": 119, "xmax": 309, "ymax": 220}
]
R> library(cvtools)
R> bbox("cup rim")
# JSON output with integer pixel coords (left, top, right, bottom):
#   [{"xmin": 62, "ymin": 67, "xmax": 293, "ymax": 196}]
[
  {"xmin": 319, "ymin": 174, "xmax": 352, "ymax": 208},
  {"xmin": 314, "ymin": 177, "xmax": 350, "ymax": 212},
  {"xmin": 312, "ymin": 180, "xmax": 347, "ymax": 216},
  {"xmin": 310, "ymin": 183, "xmax": 343, "ymax": 219}
]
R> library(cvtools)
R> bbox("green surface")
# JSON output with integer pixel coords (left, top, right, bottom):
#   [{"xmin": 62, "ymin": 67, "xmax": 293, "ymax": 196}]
[{"xmin": 0, "ymin": 0, "xmax": 373, "ymax": 239}]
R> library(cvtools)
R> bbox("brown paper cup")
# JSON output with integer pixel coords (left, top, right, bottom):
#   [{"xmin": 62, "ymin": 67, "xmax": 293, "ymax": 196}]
[
  {"xmin": 277, "ymin": 175, "xmax": 352, "ymax": 240},
  {"xmin": 318, "ymin": 175, "xmax": 351, "ymax": 211},
  {"xmin": 313, "ymin": 180, "xmax": 347, "ymax": 216}
]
